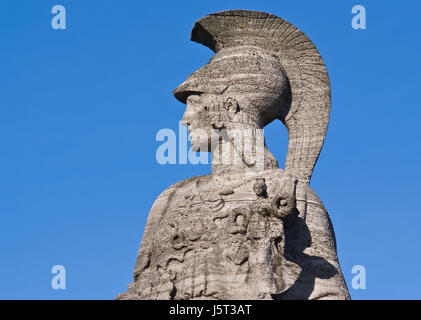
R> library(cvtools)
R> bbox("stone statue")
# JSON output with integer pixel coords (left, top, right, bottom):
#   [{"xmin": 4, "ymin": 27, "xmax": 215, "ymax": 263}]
[{"xmin": 117, "ymin": 10, "xmax": 350, "ymax": 300}]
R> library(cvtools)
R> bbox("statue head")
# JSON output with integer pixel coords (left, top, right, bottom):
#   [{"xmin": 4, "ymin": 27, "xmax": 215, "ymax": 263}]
[
  {"xmin": 253, "ymin": 178, "xmax": 268, "ymax": 197},
  {"xmin": 174, "ymin": 45, "xmax": 292, "ymax": 152},
  {"xmin": 173, "ymin": 10, "xmax": 332, "ymax": 184}
]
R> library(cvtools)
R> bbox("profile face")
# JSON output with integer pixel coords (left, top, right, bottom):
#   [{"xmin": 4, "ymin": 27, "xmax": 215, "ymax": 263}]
[{"xmin": 182, "ymin": 93, "xmax": 222, "ymax": 152}]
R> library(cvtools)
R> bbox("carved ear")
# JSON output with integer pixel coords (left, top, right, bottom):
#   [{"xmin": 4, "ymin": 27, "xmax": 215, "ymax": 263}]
[{"xmin": 223, "ymin": 97, "xmax": 240, "ymax": 121}]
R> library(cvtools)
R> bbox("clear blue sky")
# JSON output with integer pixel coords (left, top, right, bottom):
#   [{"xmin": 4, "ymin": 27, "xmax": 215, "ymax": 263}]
[{"xmin": 0, "ymin": 0, "xmax": 420, "ymax": 300}]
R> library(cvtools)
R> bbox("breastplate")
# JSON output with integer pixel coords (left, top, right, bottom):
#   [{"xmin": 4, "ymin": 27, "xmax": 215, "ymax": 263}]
[{"xmin": 129, "ymin": 170, "xmax": 301, "ymax": 300}]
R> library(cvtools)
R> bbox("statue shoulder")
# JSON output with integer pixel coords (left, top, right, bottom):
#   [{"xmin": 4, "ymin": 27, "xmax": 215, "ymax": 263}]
[
  {"xmin": 143, "ymin": 174, "xmax": 210, "ymax": 229},
  {"xmin": 141, "ymin": 176, "xmax": 208, "ymax": 230},
  {"xmin": 134, "ymin": 175, "xmax": 207, "ymax": 278},
  {"xmin": 151, "ymin": 175, "xmax": 206, "ymax": 205}
]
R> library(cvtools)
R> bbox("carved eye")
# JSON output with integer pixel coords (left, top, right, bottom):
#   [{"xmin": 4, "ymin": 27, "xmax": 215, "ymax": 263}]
[{"xmin": 278, "ymin": 198, "xmax": 288, "ymax": 207}]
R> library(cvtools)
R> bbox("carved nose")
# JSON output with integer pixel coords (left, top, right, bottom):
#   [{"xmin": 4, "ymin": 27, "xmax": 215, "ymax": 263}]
[{"xmin": 181, "ymin": 111, "xmax": 193, "ymax": 127}]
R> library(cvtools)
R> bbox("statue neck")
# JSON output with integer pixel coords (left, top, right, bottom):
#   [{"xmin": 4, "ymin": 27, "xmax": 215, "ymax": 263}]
[{"xmin": 210, "ymin": 128, "xmax": 279, "ymax": 175}]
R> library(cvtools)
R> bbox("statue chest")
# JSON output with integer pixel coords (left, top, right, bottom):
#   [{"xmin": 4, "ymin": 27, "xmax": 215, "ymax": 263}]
[{"xmin": 138, "ymin": 174, "xmax": 299, "ymax": 299}]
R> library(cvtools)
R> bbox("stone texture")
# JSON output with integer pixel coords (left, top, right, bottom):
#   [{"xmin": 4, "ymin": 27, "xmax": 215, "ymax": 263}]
[{"xmin": 117, "ymin": 10, "xmax": 350, "ymax": 300}]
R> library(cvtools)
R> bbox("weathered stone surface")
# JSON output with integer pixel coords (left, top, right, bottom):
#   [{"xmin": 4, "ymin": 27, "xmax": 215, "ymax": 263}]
[{"xmin": 117, "ymin": 10, "xmax": 350, "ymax": 300}]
